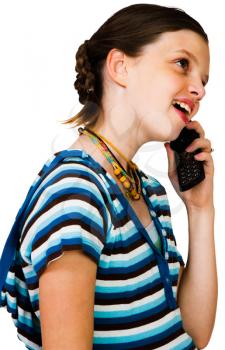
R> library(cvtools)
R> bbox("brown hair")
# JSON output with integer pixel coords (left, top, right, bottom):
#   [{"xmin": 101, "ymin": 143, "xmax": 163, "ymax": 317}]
[{"xmin": 61, "ymin": 3, "xmax": 208, "ymax": 129}]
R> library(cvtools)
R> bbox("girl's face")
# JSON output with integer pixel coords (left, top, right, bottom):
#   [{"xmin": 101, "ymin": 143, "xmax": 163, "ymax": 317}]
[{"xmin": 126, "ymin": 29, "xmax": 210, "ymax": 142}]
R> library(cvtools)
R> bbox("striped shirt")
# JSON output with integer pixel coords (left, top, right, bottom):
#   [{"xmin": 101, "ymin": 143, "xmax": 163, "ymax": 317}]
[
  {"xmin": 145, "ymin": 221, "xmax": 162, "ymax": 253},
  {"xmin": 0, "ymin": 149, "xmax": 198, "ymax": 349}
]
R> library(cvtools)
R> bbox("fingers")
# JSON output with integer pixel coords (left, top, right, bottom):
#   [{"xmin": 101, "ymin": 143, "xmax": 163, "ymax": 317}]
[
  {"xmin": 193, "ymin": 147, "xmax": 215, "ymax": 176},
  {"xmin": 185, "ymin": 120, "xmax": 213, "ymax": 154},
  {"xmin": 186, "ymin": 120, "xmax": 205, "ymax": 138},
  {"xmin": 185, "ymin": 137, "xmax": 211, "ymax": 153},
  {"xmin": 194, "ymin": 151, "xmax": 213, "ymax": 163}
]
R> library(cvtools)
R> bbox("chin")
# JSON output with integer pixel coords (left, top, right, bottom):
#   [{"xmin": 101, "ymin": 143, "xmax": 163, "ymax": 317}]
[{"xmin": 165, "ymin": 124, "xmax": 184, "ymax": 142}]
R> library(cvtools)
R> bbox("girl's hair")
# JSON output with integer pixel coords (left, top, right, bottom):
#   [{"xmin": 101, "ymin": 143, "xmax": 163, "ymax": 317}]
[{"xmin": 61, "ymin": 3, "xmax": 208, "ymax": 129}]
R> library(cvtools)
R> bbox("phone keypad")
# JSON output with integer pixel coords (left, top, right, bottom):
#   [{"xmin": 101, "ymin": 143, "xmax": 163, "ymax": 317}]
[{"xmin": 177, "ymin": 151, "xmax": 205, "ymax": 191}]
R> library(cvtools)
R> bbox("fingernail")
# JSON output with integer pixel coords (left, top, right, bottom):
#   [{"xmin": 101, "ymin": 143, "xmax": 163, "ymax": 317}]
[{"xmin": 194, "ymin": 153, "xmax": 201, "ymax": 159}]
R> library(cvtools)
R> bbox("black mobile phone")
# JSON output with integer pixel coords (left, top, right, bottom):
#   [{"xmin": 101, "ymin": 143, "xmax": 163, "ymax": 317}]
[{"xmin": 170, "ymin": 127, "xmax": 205, "ymax": 191}]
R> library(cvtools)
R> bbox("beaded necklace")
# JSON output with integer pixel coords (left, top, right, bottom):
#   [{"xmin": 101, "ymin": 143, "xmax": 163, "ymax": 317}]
[{"xmin": 78, "ymin": 127, "xmax": 142, "ymax": 201}]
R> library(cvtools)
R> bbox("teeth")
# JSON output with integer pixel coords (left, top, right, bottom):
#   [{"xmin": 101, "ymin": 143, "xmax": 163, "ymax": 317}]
[{"xmin": 173, "ymin": 101, "xmax": 191, "ymax": 115}]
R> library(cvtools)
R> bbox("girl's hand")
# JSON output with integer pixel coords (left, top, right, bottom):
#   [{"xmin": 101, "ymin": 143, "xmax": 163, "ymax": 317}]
[{"xmin": 164, "ymin": 121, "xmax": 214, "ymax": 210}]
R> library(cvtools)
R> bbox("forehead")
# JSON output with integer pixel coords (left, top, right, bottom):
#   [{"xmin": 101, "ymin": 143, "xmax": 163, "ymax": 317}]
[
  {"xmin": 140, "ymin": 29, "xmax": 210, "ymax": 72},
  {"xmin": 143, "ymin": 30, "xmax": 209, "ymax": 58}
]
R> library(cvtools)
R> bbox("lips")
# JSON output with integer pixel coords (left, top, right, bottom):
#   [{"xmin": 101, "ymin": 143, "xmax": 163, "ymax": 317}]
[
  {"xmin": 174, "ymin": 98, "xmax": 195, "ymax": 114},
  {"xmin": 173, "ymin": 105, "xmax": 189, "ymax": 124}
]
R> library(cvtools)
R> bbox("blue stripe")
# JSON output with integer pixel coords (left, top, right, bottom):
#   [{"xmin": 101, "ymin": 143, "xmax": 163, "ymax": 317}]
[
  {"xmin": 95, "ymin": 276, "xmax": 162, "ymax": 300},
  {"xmin": 94, "ymin": 299, "xmax": 168, "ymax": 324},
  {"xmin": 99, "ymin": 247, "xmax": 153, "ymax": 269},
  {"xmin": 94, "ymin": 293, "xmax": 165, "ymax": 319},
  {"xmin": 32, "ymin": 212, "xmax": 105, "ymax": 246},
  {"xmin": 95, "ymin": 269, "xmax": 160, "ymax": 294},
  {"xmin": 98, "ymin": 254, "xmax": 155, "ymax": 275}
]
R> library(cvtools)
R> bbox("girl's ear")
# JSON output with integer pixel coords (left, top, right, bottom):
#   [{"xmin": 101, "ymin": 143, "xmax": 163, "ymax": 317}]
[{"xmin": 105, "ymin": 48, "xmax": 128, "ymax": 88}]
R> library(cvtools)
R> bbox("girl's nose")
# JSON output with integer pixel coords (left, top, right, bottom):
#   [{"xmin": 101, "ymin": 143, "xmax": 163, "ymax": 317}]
[{"xmin": 188, "ymin": 78, "xmax": 206, "ymax": 101}]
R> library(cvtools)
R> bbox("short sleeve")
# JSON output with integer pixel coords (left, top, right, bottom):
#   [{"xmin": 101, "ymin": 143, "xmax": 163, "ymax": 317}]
[
  {"xmin": 29, "ymin": 165, "xmax": 109, "ymax": 279},
  {"xmin": 147, "ymin": 174, "xmax": 185, "ymax": 267}
]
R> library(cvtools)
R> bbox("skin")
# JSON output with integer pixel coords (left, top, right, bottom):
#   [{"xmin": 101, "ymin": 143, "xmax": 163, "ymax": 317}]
[
  {"xmin": 69, "ymin": 29, "xmax": 217, "ymax": 348},
  {"xmin": 78, "ymin": 29, "xmax": 210, "ymax": 159}
]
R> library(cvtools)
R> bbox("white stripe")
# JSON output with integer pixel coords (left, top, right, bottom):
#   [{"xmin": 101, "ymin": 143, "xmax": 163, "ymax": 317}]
[
  {"xmin": 7, "ymin": 272, "xmax": 27, "ymax": 291},
  {"xmin": 100, "ymin": 242, "xmax": 152, "ymax": 264},
  {"xmin": 157, "ymin": 194, "xmax": 167, "ymax": 202},
  {"xmin": 108, "ymin": 219, "xmax": 137, "ymax": 241},
  {"xmin": 96, "ymin": 265, "xmax": 159, "ymax": 287},
  {"xmin": 2, "ymin": 290, "xmax": 15, "ymax": 305},
  {"xmin": 17, "ymin": 333, "xmax": 42, "ymax": 350},
  {"xmin": 18, "ymin": 305, "xmax": 33, "ymax": 322},
  {"xmin": 28, "ymin": 287, "xmax": 38, "ymax": 300},
  {"xmin": 31, "ymin": 225, "xmax": 104, "ymax": 262},
  {"xmin": 154, "ymin": 333, "xmax": 193, "ymax": 350},
  {"xmin": 94, "ymin": 288, "xmax": 164, "ymax": 312},
  {"xmin": 22, "ymin": 263, "xmax": 35, "ymax": 277},
  {"xmin": 159, "ymin": 215, "xmax": 171, "ymax": 224}
]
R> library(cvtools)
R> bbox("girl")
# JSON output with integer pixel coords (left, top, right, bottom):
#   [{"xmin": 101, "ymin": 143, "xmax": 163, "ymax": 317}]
[{"xmin": 0, "ymin": 3, "xmax": 217, "ymax": 349}]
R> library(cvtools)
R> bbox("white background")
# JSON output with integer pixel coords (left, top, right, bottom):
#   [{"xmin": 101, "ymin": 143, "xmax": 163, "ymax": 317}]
[{"xmin": 0, "ymin": 0, "xmax": 223, "ymax": 348}]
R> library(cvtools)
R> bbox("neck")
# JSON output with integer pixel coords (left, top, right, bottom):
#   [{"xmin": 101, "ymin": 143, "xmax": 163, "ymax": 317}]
[{"xmin": 85, "ymin": 125, "xmax": 141, "ymax": 171}]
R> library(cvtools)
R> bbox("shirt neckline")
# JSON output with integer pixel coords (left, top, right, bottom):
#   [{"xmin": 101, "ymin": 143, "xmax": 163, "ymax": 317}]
[
  {"xmin": 53, "ymin": 149, "xmax": 166, "ymax": 258},
  {"xmin": 145, "ymin": 220, "xmax": 154, "ymax": 229}
]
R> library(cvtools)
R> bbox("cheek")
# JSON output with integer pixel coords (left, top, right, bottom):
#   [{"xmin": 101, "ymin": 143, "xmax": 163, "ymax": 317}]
[
  {"xmin": 127, "ymin": 70, "xmax": 159, "ymax": 114},
  {"xmin": 127, "ymin": 74, "xmax": 173, "ymax": 122},
  {"xmin": 126, "ymin": 67, "xmax": 184, "ymax": 139}
]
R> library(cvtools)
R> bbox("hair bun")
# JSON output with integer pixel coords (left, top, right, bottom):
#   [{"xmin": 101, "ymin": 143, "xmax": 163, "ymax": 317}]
[{"xmin": 74, "ymin": 40, "xmax": 95, "ymax": 104}]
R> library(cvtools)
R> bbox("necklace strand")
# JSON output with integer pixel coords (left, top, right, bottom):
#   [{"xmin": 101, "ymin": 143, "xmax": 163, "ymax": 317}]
[{"xmin": 78, "ymin": 127, "xmax": 141, "ymax": 201}]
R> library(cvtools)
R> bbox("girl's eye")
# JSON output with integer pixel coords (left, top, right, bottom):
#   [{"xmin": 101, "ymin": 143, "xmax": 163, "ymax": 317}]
[
  {"xmin": 176, "ymin": 58, "xmax": 207, "ymax": 87},
  {"xmin": 176, "ymin": 58, "xmax": 189, "ymax": 70}
]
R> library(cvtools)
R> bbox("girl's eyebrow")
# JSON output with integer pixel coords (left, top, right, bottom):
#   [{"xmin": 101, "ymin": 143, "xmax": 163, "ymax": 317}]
[{"xmin": 173, "ymin": 49, "xmax": 209, "ymax": 84}]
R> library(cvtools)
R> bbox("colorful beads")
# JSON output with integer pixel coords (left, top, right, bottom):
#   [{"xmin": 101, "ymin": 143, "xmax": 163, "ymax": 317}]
[
  {"xmin": 114, "ymin": 168, "xmax": 121, "ymax": 176},
  {"xmin": 113, "ymin": 162, "xmax": 122, "ymax": 175},
  {"xmin": 123, "ymin": 180, "xmax": 131, "ymax": 189},
  {"xmin": 130, "ymin": 188, "xmax": 137, "ymax": 196},
  {"xmin": 119, "ymin": 175, "xmax": 126, "ymax": 183},
  {"xmin": 78, "ymin": 127, "xmax": 142, "ymax": 201}
]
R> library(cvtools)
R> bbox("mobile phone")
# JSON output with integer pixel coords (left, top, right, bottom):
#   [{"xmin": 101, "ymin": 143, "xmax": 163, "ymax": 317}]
[{"xmin": 170, "ymin": 127, "xmax": 205, "ymax": 191}]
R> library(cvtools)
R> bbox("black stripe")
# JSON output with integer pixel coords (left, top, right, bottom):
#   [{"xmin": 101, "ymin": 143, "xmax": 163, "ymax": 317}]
[
  {"xmin": 121, "ymin": 326, "xmax": 187, "ymax": 350},
  {"xmin": 32, "ymin": 214, "xmax": 104, "ymax": 251},
  {"xmin": 17, "ymin": 327, "xmax": 42, "ymax": 347},
  {"xmin": 95, "ymin": 304, "xmax": 176, "ymax": 331},
  {"xmin": 97, "ymin": 256, "xmax": 157, "ymax": 281},
  {"xmin": 95, "ymin": 281, "xmax": 165, "ymax": 305}
]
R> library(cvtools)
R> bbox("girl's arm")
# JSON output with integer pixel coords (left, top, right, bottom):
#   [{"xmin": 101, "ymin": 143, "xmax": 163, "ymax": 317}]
[
  {"xmin": 164, "ymin": 120, "xmax": 217, "ymax": 348},
  {"xmin": 177, "ymin": 206, "xmax": 217, "ymax": 349},
  {"xmin": 39, "ymin": 250, "xmax": 97, "ymax": 350}
]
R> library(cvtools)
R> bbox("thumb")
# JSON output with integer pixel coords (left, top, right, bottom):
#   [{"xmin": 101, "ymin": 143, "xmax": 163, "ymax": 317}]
[{"xmin": 164, "ymin": 142, "xmax": 177, "ymax": 177}]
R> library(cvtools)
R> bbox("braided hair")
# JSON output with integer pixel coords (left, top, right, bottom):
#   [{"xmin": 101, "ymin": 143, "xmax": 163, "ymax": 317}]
[{"xmin": 74, "ymin": 40, "xmax": 96, "ymax": 105}]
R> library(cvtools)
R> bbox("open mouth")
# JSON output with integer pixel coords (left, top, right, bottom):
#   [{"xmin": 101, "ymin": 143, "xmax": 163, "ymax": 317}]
[
  {"xmin": 172, "ymin": 103, "xmax": 189, "ymax": 123},
  {"xmin": 173, "ymin": 102, "xmax": 189, "ymax": 115}
]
